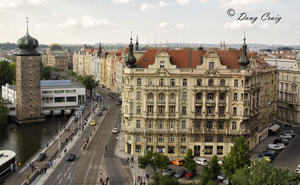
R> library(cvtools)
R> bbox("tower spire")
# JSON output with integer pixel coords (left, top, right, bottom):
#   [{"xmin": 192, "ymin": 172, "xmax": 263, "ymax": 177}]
[
  {"xmin": 135, "ymin": 34, "xmax": 139, "ymax": 51},
  {"xmin": 238, "ymin": 32, "xmax": 250, "ymax": 69},
  {"xmin": 26, "ymin": 17, "xmax": 29, "ymax": 36},
  {"xmin": 126, "ymin": 32, "xmax": 136, "ymax": 68}
]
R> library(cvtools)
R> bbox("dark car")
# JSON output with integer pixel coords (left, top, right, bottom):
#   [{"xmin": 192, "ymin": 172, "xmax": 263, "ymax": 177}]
[
  {"xmin": 66, "ymin": 154, "xmax": 76, "ymax": 161},
  {"xmin": 101, "ymin": 106, "xmax": 105, "ymax": 111},
  {"xmin": 262, "ymin": 152, "xmax": 276, "ymax": 161},
  {"xmin": 97, "ymin": 112, "xmax": 102, "ymax": 116},
  {"xmin": 73, "ymin": 116, "xmax": 78, "ymax": 122},
  {"xmin": 175, "ymin": 169, "xmax": 187, "ymax": 178},
  {"xmin": 185, "ymin": 170, "xmax": 197, "ymax": 178},
  {"xmin": 37, "ymin": 153, "xmax": 46, "ymax": 161},
  {"xmin": 274, "ymin": 138, "xmax": 288, "ymax": 145},
  {"xmin": 162, "ymin": 168, "xmax": 175, "ymax": 176}
]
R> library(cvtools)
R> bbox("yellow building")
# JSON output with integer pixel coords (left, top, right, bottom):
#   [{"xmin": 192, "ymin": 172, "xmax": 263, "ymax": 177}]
[
  {"xmin": 42, "ymin": 43, "xmax": 69, "ymax": 71},
  {"xmin": 122, "ymin": 38, "xmax": 277, "ymax": 157}
]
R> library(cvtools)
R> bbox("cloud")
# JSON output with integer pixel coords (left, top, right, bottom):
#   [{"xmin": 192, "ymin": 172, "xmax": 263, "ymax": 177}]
[
  {"xmin": 81, "ymin": 15, "xmax": 113, "ymax": 28},
  {"xmin": 51, "ymin": 12, "xmax": 58, "ymax": 16},
  {"xmin": 0, "ymin": 0, "xmax": 48, "ymax": 9},
  {"xmin": 219, "ymin": 0, "xmax": 262, "ymax": 10},
  {"xmin": 158, "ymin": 1, "xmax": 169, "ymax": 7},
  {"xmin": 156, "ymin": 22, "xmax": 168, "ymax": 28},
  {"xmin": 0, "ymin": 24, "xmax": 4, "ymax": 28},
  {"xmin": 58, "ymin": 17, "xmax": 78, "ymax": 28},
  {"xmin": 112, "ymin": 0, "xmax": 132, "ymax": 4},
  {"xmin": 175, "ymin": 23, "xmax": 190, "ymax": 29},
  {"xmin": 223, "ymin": 21, "xmax": 255, "ymax": 29},
  {"xmin": 141, "ymin": 3, "xmax": 155, "ymax": 11},
  {"xmin": 176, "ymin": 0, "xmax": 191, "ymax": 5}
]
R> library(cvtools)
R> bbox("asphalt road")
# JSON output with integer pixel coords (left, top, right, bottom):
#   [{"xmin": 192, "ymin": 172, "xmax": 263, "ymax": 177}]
[{"xmin": 45, "ymin": 88, "xmax": 130, "ymax": 185}]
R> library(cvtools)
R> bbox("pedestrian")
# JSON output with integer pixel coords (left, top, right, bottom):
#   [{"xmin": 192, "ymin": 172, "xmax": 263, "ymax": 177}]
[
  {"xmin": 105, "ymin": 146, "xmax": 108, "ymax": 150},
  {"xmin": 71, "ymin": 138, "xmax": 73, "ymax": 142},
  {"xmin": 64, "ymin": 149, "xmax": 67, "ymax": 154},
  {"xmin": 53, "ymin": 159, "xmax": 56, "ymax": 167},
  {"xmin": 31, "ymin": 164, "xmax": 34, "ymax": 171},
  {"xmin": 127, "ymin": 157, "xmax": 129, "ymax": 163},
  {"xmin": 131, "ymin": 156, "xmax": 134, "ymax": 163},
  {"xmin": 146, "ymin": 174, "xmax": 149, "ymax": 180},
  {"xmin": 116, "ymin": 136, "xmax": 118, "ymax": 140},
  {"xmin": 45, "ymin": 166, "xmax": 47, "ymax": 173}
]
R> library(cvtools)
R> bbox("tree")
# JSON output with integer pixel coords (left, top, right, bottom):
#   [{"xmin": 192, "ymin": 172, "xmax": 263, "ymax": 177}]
[
  {"xmin": 210, "ymin": 155, "xmax": 221, "ymax": 180},
  {"xmin": 0, "ymin": 101, "xmax": 9, "ymax": 125},
  {"xmin": 0, "ymin": 60, "xmax": 14, "ymax": 86},
  {"xmin": 183, "ymin": 148, "xmax": 197, "ymax": 172},
  {"xmin": 10, "ymin": 62, "xmax": 16, "ymax": 84},
  {"xmin": 200, "ymin": 165, "xmax": 213, "ymax": 185},
  {"xmin": 231, "ymin": 160, "xmax": 300, "ymax": 185},
  {"xmin": 41, "ymin": 66, "xmax": 52, "ymax": 80},
  {"xmin": 138, "ymin": 150, "xmax": 170, "ymax": 174},
  {"xmin": 223, "ymin": 136, "xmax": 250, "ymax": 180},
  {"xmin": 155, "ymin": 174, "xmax": 180, "ymax": 185},
  {"xmin": 81, "ymin": 75, "xmax": 99, "ymax": 91}
]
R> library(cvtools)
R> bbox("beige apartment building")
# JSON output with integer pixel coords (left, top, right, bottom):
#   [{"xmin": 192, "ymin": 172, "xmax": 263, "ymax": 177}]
[
  {"xmin": 277, "ymin": 52, "xmax": 300, "ymax": 125},
  {"xmin": 42, "ymin": 43, "xmax": 69, "ymax": 71},
  {"xmin": 122, "ymin": 38, "xmax": 277, "ymax": 157}
]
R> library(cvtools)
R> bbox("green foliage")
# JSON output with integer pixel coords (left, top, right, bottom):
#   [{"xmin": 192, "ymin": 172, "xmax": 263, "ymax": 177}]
[
  {"xmin": 10, "ymin": 62, "xmax": 16, "ymax": 84},
  {"xmin": 81, "ymin": 75, "xmax": 99, "ymax": 91},
  {"xmin": 0, "ymin": 60, "xmax": 14, "ymax": 86},
  {"xmin": 67, "ymin": 71, "xmax": 77, "ymax": 77},
  {"xmin": 0, "ymin": 101, "xmax": 9, "ymax": 125},
  {"xmin": 184, "ymin": 148, "xmax": 197, "ymax": 172},
  {"xmin": 210, "ymin": 155, "xmax": 221, "ymax": 180},
  {"xmin": 207, "ymin": 180, "xmax": 218, "ymax": 185},
  {"xmin": 51, "ymin": 66, "xmax": 59, "ymax": 72},
  {"xmin": 223, "ymin": 136, "xmax": 250, "ymax": 180},
  {"xmin": 41, "ymin": 66, "xmax": 52, "ymax": 80},
  {"xmin": 200, "ymin": 166, "xmax": 213, "ymax": 185},
  {"xmin": 231, "ymin": 160, "xmax": 300, "ymax": 185},
  {"xmin": 138, "ymin": 150, "xmax": 170, "ymax": 174},
  {"xmin": 155, "ymin": 174, "xmax": 180, "ymax": 185}
]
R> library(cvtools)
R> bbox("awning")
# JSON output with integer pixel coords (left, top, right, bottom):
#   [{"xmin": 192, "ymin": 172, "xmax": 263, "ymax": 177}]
[{"xmin": 269, "ymin": 124, "xmax": 280, "ymax": 132}]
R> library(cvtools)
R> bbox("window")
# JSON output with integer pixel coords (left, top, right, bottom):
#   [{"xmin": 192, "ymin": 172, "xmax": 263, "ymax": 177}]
[
  {"xmin": 137, "ymin": 106, "xmax": 141, "ymax": 114},
  {"xmin": 232, "ymin": 122, "xmax": 237, "ymax": 130},
  {"xmin": 182, "ymin": 106, "xmax": 186, "ymax": 114},
  {"xmin": 294, "ymin": 77, "xmax": 297, "ymax": 82},
  {"xmin": 220, "ymin": 79, "xmax": 225, "ymax": 86},
  {"xmin": 148, "ymin": 120, "xmax": 153, "ymax": 128},
  {"xmin": 158, "ymin": 121, "xmax": 164, "ymax": 129},
  {"xmin": 136, "ymin": 135, "xmax": 141, "ymax": 142},
  {"xmin": 219, "ymin": 106, "xmax": 225, "ymax": 115},
  {"xmin": 170, "ymin": 79, "xmax": 175, "ymax": 86},
  {"xmin": 169, "ymin": 121, "xmax": 174, "ymax": 129},
  {"xmin": 180, "ymin": 146, "xmax": 186, "ymax": 154},
  {"xmin": 218, "ymin": 121, "xmax": 224, "ymax": 129},
  {"xmin": 207, "ymin": 107, "xmax": 213, "ymax": 115},
  {"xmin": 183, "ymin": 79, "xmax": 187, "ymax": 86},
  {"xmin": 148, "ymin": 93, "xmax": 153, "ymax": 100},
  {"xmin": 169, "ymin": 106, "xmax": 175, "ymax": 114},
  {"xmin": 204, "ymin": 146, "xmax": 213, "ymax": 155},
  {"xmin": 219, "ymin": 93, "xmax": 226, "ymax": 100},
  {"xmin": 136, "ymin": 120, "xmax": 141, "ymax": 128},
  {"xmin": 148, "ymin": 79, "xmax": 153, "ymax": 86},
  {"xmin": 160, "ymin": 61, "xmax": 165, "ymax": 68},
  {"xmin": 195, "ymin": 121, "xmax": 201, "ymax": 129},
  {"xmin": 196, "ymin": 106, "xmax": 202, "ymax": 114},
  {"xmin": 158, "ymin": 106, "xmax": 165, "ymax": 114},
  {"xmin": 137, "ymin": 78, "xmax": 141, "ymax": 86},
  {"xmin": 244, "ymin": 108, "xmax": 248, "ymax": 116},
  {"xmin": 196, "ymin": 93, "xmax": 202, "ymax": 100},
  {"xmin": 159, "ymin": 93, "xmax": 165, "ymax": 101},
  {"xmin": 182, "ymin": 92, "xmax": 187, "ymax": 100},
  {"xmin": 182, "ymin": 120, "xmax": 186, "ymax": 129},
  {"xmin": 147, "ymin": 106, "xmax": 153, "ymax": 114},
  {"xmin": 158, "ymin": 135, "xmax": 164, "ymax": 142},
  {"xmin": 195, "ymin": 135, "xmax": 201, "ymax": 142},
  {"xmin": 54, "ymin": 90, "xmax": 64, "ymax": 94},
  {"xmin": 66, "ymin": 90, "xmax": 76, "ymax": 93},
  {"xmin": 66, "ymin": 96, "xmax": 76, "ymax": 102},
  {"xmin": 233, "ymin": 107, "xmax": 237, "ymax": 115},
  {"xmin": 233, "ymin": 93, "xmax": 238, "ymax": 101},
  {"xmin": 169, "ymin": 135, "xmax": 174, "ymax": 142},
  {"xmin": 206, "ymin": 121, "xmax": 212, "ymax": 129},
  {"xmin": 209, "ymin": 62, "xmax": 214, "ymax": 70},
  {"xmin": 137, "ymin": 91, "xmax": 141, "ymax": 100},
  {"xmin": 234, "ymin": 79, "xmax": 238, "ymax": 87},
  {"xmin": 170, "ymin": 93, "xmax": 176, "ymax": 101},
  {"xmin": 205, "ymin": 135, "xmax": 213, "ymax": 142},
  {"xmin": 207, "ymin": 93, "xmax": 214, "ymax": 101},
  {"xmin": 197, "ymin": 79, "xmax": 202, "ymax": 86},
  {"xmin": 208, "ymin": 79, "xmax": 214, "ymax": 86},
  {"xmin": 159, "ymin": 79, "xmax": 164, "ymax": 86},
  {"xmin": 181, "ymin": 135, "xmax": 186, "ymax": 142},
  {"xmin": 217, "ymin": 146, "xmax": 223, "ymax": 155}
]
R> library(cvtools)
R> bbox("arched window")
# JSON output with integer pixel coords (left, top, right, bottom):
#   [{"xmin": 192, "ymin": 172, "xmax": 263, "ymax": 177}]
[
  {"xmin": 220, "ymin": 79, "xmax": 225, "ymax": 87},
  {"xmin": 244, "ymin": 108, "xmax": 248, "ymax": 116},
  {"xmin": 196, "ymin": 93, "xmax": 202, "ymax": 100},
  {"xmin": 148, "ymin": 93, "xmax": 153, "ymax": 100},
  {"xmin": 158, "ymin": 93, "xmax": 165, "ymax": 100},
  {"xmin": 208, "ymin": 79, "xmax": 214, "ymax": 86},
  {"xmin": 207, "ymin": 93, "xmax": 214, "ymax": 101},
  {"xmin": 219, "ymin": 93, "xmax": 226, "ymax": 100}
]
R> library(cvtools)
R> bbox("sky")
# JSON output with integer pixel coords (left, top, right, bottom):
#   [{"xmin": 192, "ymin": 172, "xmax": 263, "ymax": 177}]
[{"xmin": 0, "ymin": 0, "xmax": 300, "ymax": 46}]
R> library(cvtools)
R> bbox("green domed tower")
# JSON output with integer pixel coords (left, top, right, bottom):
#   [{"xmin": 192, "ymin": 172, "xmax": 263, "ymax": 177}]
[{"xmin": 14, "ymin": 19, "xmax": 44, "ymax": 123}]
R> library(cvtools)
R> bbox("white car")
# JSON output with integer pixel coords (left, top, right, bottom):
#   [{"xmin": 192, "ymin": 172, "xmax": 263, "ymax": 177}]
[
  {"xmin": 279, "ymin": 134, "xmax": 292, "ymax": 139},
  {"xmin": 112, "ymin": 128, "xmax": 118, "ymax": 134},
  {"xmin": 194, "ymin": 158, "xmax": 208, "ymax": 166},
  {"xmin": 268, "ymin": 144, "xmax": 284, "ymax": 151}
]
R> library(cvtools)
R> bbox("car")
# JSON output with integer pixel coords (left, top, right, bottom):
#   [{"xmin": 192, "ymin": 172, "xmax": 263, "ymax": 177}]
[
  {"xmin": 97, "ymin": 112, "xmax": 102, "ymax": 116},
  {"xmin": 217, "ymin": 174, "xmax": 226, "ymax": 181},
  {"xmin": 37, "ymin": 153, "xmax": 46, "ymax": 161},
  {"xmin": 73, "ymin": 116, "xmax": 78, "ymax": 122},
  {"xmin": 170, "ymin": 159, "xmax": 183, "ymax": 166},
  {"xmin": 66, "ymin": 154, "xmax": 76, "ymax": 161},
  {"xmin": 78, "ymin": 111, "xmax": 82, "ymax": 116},
  {"xmin": 194, "ymin": 158, "xmax": 208, "ymax": 166},
  {"xmin": 163, "ymin": 168, "xmax": 175, "ymax": 176},
  {"xmin": 223, "ymin": 179, "xmax": 230, "ymax": 185},
  {"xmin": 284, "ymin": 130, "xmax": 295, "ymax": 136},
  {"xmin": 112, "ymin": 128, "xmax": 118, "ymax": 133},
  {"xmin": 185, "ymin": 170, "xmax": 197, "ymax": 178},
  {"xmin": 274, "ymin": 138, "xmax": 288, "ymax": 145},
  {"xmin": 90, "ymin": 120, "xmax": 96, "ymax": 126},
  {"xmin": 268, "ymin": 144, "xmax": 284, "ymax": 151},
  {"xmin": 101, "ymin": 106, "xmax": 105, "ymax": 111},
  {"xmin": 280, "ymin": 134, "xmax": 293, "ymax": 139},
  {"xmin": 217, "ymin": 160, "xmax": 223, "ymax": 166},
  {"xmin": 262, "ymin": 152, "xmax": 276, "ymax": 161},
  {"xmin": 175, "ymin": 169, "xmax": 187, "ymax": 178}
]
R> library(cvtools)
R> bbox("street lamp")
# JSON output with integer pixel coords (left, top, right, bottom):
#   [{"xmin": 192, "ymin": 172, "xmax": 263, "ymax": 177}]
[{"xmin": 58, "ymin": 121, "xmax": 61, "ymax": 157}]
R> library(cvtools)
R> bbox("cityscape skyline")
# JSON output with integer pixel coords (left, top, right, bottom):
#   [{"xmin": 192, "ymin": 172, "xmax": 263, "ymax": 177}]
[{"xmin": 0, "ymin": 0, "xmax": 300, "ymax": 45}]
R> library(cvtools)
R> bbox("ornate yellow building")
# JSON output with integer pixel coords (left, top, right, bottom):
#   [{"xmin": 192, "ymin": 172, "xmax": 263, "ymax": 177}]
[
  {"xmin": 122, "ymin": 38, "xmax": 277, "ymax": 157},
  {"xmin": 42, "ymin": 43, "xmax": 69, "ymax": 71}
]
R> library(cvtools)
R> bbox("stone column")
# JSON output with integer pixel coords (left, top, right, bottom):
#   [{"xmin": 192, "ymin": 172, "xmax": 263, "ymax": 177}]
[
  {"xmin": 176, "ymin": 93, "xmax": 179, "ymax": 112},
  {"xmin": 215, "ymin": 92, "xmax": 219, "ymax": 114},
  {"xmin": 166, "ymin": 93, "xmax": 169, "ymax": 113},
  {"xmin": 143, "ymin": 93, "xmax": 147, "ymax": 112},
  {"xmin": 154, "ymin": 92, "xmax": 157, "ymax": 113},
  {"xmin": 192, "ymin": 92, "xmax": 195, "ymax": 112},
  {"xmin": 226, "ymin": 93, "xmax": 229, "ymax": 113}
]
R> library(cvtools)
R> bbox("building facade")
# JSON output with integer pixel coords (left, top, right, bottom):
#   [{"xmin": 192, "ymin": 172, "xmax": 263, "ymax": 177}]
[
  {"xmin": 42, "ymin": 43, "xmax": 69, "ymax": 71},
  {"xmin": 277, "ymin": 52, "xmax": 300, "ymax": 125},
  {"xmin": 122, "ymin": 38, "xmax": 277, "ymax": 157}
]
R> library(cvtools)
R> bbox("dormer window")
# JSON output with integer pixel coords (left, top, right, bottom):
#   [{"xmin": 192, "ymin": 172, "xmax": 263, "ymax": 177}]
[
  {"xmin": 160, "ymin": 61, "xmax": 165, "ymax": 69},
  {"xmin": 209, "ymin": 62, "xmax": 214, "ymax": 70}
]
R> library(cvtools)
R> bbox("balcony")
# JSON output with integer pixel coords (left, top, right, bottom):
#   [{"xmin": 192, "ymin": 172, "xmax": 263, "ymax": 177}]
[
  {"xmin": 195, "ymin": 99, "xmax": 203, "ymax": 104},
  {"xmin": 143, "ymin": 85, "xmax": 180, "ymax": 91},
  {"xmin": 157, "ymin": 100, "xmax": 166, "ymax": 104},
  {"xmin": 219, "ymin": 100, "xmax": 226, "ymax": 104},
  {"xmin": 147, "ymin": 99, "xmax": 154, "ymax": 104},
  {"xmin": 193, "ymin": 86, "xmax": 230, "ymax": 92},
  {"xmin": 169, "ymin": 100, "xmax": 176, "ymax": 104}
]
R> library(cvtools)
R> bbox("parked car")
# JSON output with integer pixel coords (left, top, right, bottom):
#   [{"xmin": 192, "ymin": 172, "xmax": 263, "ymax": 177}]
[
  {"xmin": 101, "ymin": 106, "xmax": 105, "ymax": 111},
  {"xmin": 37, "ymin": 153, "xmax": 46, "ymax": 161},
  {"xmin": 279, "ymin": 134, "xmax": 293, "ymax": 139},
  {"xmin": 90, "ymin": 120, "xmax": 96, "ymax": 126},
  {"xmin": 112, "ymin": 128, "xmax": 118, "ymax": 134},
  {"xmin": 163, "ymin": 168, "xmax": 175, "ymax": 176},
  {"xmin": 274, "ymin": 138, "xmax": 288, "ymax": 145},
  {"xmin": 268, "ymin": 144, "xmax": 284, "ymax": 151},
  {"xmin": 66, "ymin": 154, "xmax": 76, "ymax": 161},
  {"xmin": 223, "ymin": 179, "xmax": 230, "ymax": 185},
  {"xmin": 175, "ymin": 169, "xmax": 187, "ymax": 178},
  {"xmin": 217, "ymin": 174, "xmax": 226, "ymax": 181},
  {"xmin": 194, "ymin": 158, "xmax": 208, "ymax": 166},
  {"xmin": 185, "ymin": 170, "xmax": 197, "ymax": 178},
  {"xmin": 284, "ymin": 130, "xmax": 295, "ymax": 137},
  {"xmin": 262, "ymin": 151, "xmax": 276, "ymax": 161},
  {"xmin": 73, "ymin": 116, "xmax": 78, "ymax": 122},
  {"xmin": 170, "ymin": 159, "xmax": 184, "ymax": 166},
  {"xmin": 97, "ymin": 112, "xmax": 102, "ymax": 116}
]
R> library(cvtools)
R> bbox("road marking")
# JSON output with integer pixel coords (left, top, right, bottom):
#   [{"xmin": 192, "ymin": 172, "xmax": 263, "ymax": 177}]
[
  {"xmin": 84, "ymin": 151, "xmax": 97, "ymax": 183},
  {"xmin": 67, "ymin": 167, "xmax": 71, "ymax": 171},
  {"xmin": 71, "ymin": 162, "xmax": 74, "ymax": 166},
  {"xmin": 57, "ymin": 173, "xmax": 62, "ymax": 180},
  {"xmin": 59, "ymin": 179, "xmax": 63, "ymax": 184},
  {"xmin": 89, "ymin": 165, "xmax": 92, "ymax": 169},
  {"xmin": 94, "ymin": 165, "xmax": 97, "ymax": 169},
  {"xmin": 68, "ymin": 173, "xmax": 71, "ymax": 179},
  {"xmin": 64, "ymin": 172, "xmax": 67, "ymax": 177}
]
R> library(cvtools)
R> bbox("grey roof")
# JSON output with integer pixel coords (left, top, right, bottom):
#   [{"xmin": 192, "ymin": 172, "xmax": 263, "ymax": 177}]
[
  {"xmin": 41, "ymin": 80, "xmax": 71, "ymax": 86},
  {"xmin": 267, "ymin": 61, "xmax": 295, "ymax": 70}
]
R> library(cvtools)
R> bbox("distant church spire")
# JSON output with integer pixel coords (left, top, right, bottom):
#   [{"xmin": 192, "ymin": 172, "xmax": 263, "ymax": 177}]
[
  {"xmin": 135, "ymin": 34, "xmax": 139, "ymax": 51},
  {"xmin": 125, "ymin": 31, "xmax": 136, "ymax": 68},
  {"xmin": 238, "ymin": 32, "xmax": 250, "ymax": 69},
  {"xmin": 98, "ymin": 42, "xmax": 102, "ymax": 57}
]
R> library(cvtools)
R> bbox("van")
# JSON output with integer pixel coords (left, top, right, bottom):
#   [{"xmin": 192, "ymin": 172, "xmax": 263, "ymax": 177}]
[
  {"xmin": 268, "ymin": 144, "xmax": 284, "ymax": 151},
  {"xmin": 194, "ymin": 158, "xmax": 208, "ymax": 166}
]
